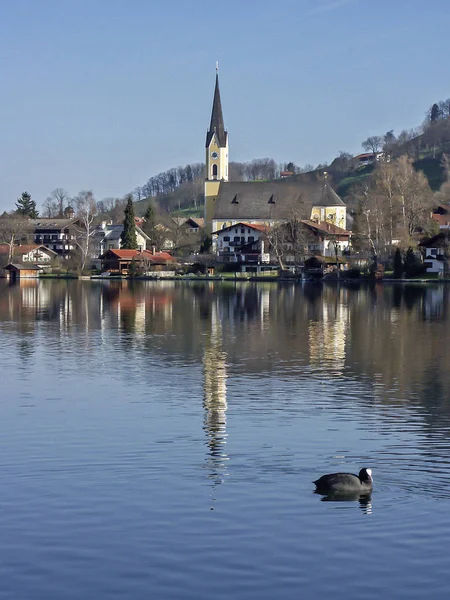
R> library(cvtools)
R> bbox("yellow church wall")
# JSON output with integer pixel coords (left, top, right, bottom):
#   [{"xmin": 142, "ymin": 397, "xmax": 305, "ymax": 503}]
[
  {"xmin": 204, "ymin": 180, "xmax": 221, "ymax": 226},
  {"xmin": 310, "ymin": 206, "xmax": 347, "ymax": 229}
]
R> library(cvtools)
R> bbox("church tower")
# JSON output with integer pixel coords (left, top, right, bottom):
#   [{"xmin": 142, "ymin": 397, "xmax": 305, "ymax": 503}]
[{"xmin": 204, "ymin": 67, "xmax": 228, "ymax": 226}]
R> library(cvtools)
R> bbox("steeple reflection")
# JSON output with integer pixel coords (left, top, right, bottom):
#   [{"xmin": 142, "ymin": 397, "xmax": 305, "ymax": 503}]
[{"xmin": 203, "ymin": 300, "xmax": 229, "ymax": 497}]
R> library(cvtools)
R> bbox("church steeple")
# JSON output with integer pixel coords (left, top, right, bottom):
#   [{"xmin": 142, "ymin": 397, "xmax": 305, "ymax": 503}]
[
  {"xmin": 206, "ymin": 72, "xmax": 227, "ymax": 148},
  {"xmin": 205, "ymin": 66, "xmax": 229, "ymax": 227}
]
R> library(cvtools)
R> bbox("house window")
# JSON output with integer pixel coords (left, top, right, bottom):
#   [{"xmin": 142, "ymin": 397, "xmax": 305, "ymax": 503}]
[
  {"xmin": 223, "ymin": 236, "xmax": 230, "ymax": 242},
  {"xmin": 234, "ymin": 236, "xmax": 240, "ymax": 242},
  {"xmin": 248, "ymin": 236, "xmax": 254, "ymax": 243},
  {"xmin": 241, "ymin": 228, "xmax": 245, "ymax": 234}
]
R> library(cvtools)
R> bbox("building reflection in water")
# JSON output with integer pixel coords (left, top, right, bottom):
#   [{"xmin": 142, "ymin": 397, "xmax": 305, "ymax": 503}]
[
  {"xmin": 308, "ymin": 288, "xmax": 349, "ymax": 376},
  {"xmin": 203, "ymin": 300, "xmax": 229, "ymax": 501}
]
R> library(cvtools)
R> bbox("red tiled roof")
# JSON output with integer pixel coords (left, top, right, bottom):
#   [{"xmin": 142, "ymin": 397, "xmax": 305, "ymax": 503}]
[
  {"xmin": 213, "ymin": 222, "xmax": 268, "ymax": 235},
  {"xmin": 0, "ymin": 244, "xmax": 55, "ymax": 256},
  {"xmin": 431, "ymin": 213, "xmax": 450, "ymax": 227},
  {"xmin": 102, "ymin": 249, "xmax": 175, "ymax": 263}
]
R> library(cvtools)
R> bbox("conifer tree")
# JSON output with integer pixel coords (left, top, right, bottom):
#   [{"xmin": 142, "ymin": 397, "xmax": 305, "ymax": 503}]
[
  {"xmin": 430, "ymin": 103, "xmax": 441, "ymax": 122},
  {"xmin": 120, "ymin": 195, "xmax": 137, "ymax": 249},
  {"xmin": 403, "ymin": 247, "xmax": 417, "ymax": 278},
  {"xmin": 142, "ymin": 202, "xmax": 156, "ymax": 244},
  {"xmin": 393, "ymin": 247, "xmax": 403, "ymax": 278},
  {"xmin": 16, "ymin": 191, "xmax": 39, "ymax": 218}
]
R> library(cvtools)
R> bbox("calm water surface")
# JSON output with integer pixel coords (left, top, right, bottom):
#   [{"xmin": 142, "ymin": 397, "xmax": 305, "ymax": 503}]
[{"xmin": 1, "ymin": 279, "xmax": 450, "ymax": 599}]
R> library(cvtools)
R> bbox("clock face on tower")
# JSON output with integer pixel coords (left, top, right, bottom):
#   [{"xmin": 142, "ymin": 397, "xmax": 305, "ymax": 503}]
[{"xmin": 211, "ymin": 151, "xmax": 219, "ymax": 159}]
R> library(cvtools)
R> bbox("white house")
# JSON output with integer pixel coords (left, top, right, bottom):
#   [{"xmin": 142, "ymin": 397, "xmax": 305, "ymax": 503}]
[
  {"xmin": 0, "ymin": 244, "xmax": 58, "ymax": 265},
  {"xmin": 213, "ymin": 222, "xmax": 269, "ymax": 265},
  {"xmin": 423, "ymin": 247, "xmax": 446, "ymax": 275},
  {"xmin": 93, "ymin": 223, "xmax": 151, "ymax": 256}
]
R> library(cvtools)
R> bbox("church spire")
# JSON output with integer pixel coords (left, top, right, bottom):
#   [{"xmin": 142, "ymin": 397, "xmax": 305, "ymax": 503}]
[{"xmin": 206, "ymin": 69, "xmax": 227, "ymax": 148}]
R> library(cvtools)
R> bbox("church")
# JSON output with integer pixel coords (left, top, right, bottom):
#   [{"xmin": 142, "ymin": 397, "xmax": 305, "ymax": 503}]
[{"xmin": 204, "ymin": 71, "xmax": 348, "ymax": 236}]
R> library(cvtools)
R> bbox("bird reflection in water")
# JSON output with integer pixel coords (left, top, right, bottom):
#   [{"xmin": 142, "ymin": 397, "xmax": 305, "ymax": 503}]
[
  {"xmin": 317, "ymin": 492, "xmax": 373, "ymax": 515},
  {"xmin": 203, "ymin": 307, "xmax": 229, "ymax": 507}
]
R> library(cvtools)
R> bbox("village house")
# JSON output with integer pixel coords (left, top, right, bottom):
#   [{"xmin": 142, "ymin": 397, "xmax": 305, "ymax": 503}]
[
  {"xmin": 99, "ymin": 248, "xmax": 175, "ymax": 275},
  {"xmin": 29, "ymin": 218, "xmax": 78, "ymax": 256},
  {"xmin": 0, "ymin": 244, "xmax": 58, "ymax": 265},
  {"xmin": 93, "ymin": 222, "xmax": 151, "ymax": 255},
  {"xmin": 431, "ymin": 204, "xmax": 450, "ymax": 229},
  {"xmin": 212, "ymin": 219, "xmax": 351, "ymax": 272},
  {"xmin": 419, "ymin": 231, "xmax": 450, "ymax": 275},
  {"xmin": 0, "ymin": 218, "xmax": 78, "ymax": 257},
  {"xmin": 213, "ymin": 222, "xmax": 269, "ymax": 266}
]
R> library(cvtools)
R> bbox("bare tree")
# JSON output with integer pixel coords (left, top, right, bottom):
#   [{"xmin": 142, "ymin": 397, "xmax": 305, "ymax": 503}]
[
  {"xmin": 393, "ymin": 156, "xmax": 433, "ymax": 240},
  {"xmin": 362, "ymin": 136, "xmax": 383, "ymax": 154},
  {"xmin": 47, "ymin": 188, "xmax": 69, "ymax": 217},
  {"xmin": 42, "ymin": 197, "xmax": 59, "ymax": 218},
  {"xmin": 74, "ymin": 191, "xmax": 98, "ymax": 270},
  {"xmin": 0, "ymin": 216, "xmax": 29, "ymax": 262},
  {"xmin": 352, "ymin": 156, "xmax": 434, "ymax": 252},
  {"xmin": 133, "ymin": 187, "xmax": 144, "ymax": 202},
  {"xmin": 263, "ymin": 223, "xmax": 286, "ymax": 270}
]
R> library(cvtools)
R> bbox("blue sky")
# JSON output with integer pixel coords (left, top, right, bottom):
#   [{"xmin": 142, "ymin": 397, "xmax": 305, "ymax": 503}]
[{"xmin": 0, "ymin": 0, "xmax": 449, "ymax": 212}]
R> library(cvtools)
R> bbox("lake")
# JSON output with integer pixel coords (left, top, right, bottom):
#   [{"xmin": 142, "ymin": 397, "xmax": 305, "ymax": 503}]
[{"xmin": 1, "ymin": 278, "xmax": 450, "ymax": 599}]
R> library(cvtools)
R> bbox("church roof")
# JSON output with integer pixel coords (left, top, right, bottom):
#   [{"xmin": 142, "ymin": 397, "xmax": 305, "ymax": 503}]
[
  {"xmin": 314, "ymin": 180, "xmax": 346, "ymax": 207},
  {"xmin": 206, "ymin": 73, "xmax": 227, "ymax": 148},
  {"xmin": 213, "ymin": 176, "xmax": 345, "ymax": 221}
]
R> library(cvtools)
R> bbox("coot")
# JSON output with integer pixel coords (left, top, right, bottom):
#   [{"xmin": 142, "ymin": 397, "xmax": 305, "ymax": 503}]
[{"xmin": 313, "ymin": 468, "xmax": 373, "ymax": 495}]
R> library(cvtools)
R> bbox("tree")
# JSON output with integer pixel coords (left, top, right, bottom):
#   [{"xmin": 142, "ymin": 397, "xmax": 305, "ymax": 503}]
[
  {"xmin": 351, "ymin": 156, "xmax": 433, "ymax": 254},
  {"xmin": 403, "ymin": 247, "xmax": 420, "ymax": 278},
  {"xmin": 0, "ymin": 216, "xmax": 28, "ymax": 263},
  {"xmin": 393, "ymin": 247, "xmax": 403, "ymax": 278},
  {"xmin": 47, "ymin": 188, "xmax": 68, "ymax": 217},
  {"xmin": 141, "ymin": 202, "xmax": 158, "ymax": 249},
  {"xmin": 120, "ymin": 195, "xmax": 137, "ymax": 249},
  {"xmin": 42, "ymin": 197, "xmax": 59, "ymax": 218},
  {"xmin": 429, "ymin": 103, "xmax": 441, "ymax": 123},
  {"xmin": 332, "ymin": 151, "xmax": 353, "ymax": 174},
  {"xmin": 392, "ymin": 156, "xmax": 433, "ymax": 240},
  {"xmin": 283, "ymin": 198, "xmax": 314, "ymax": 272},
  {"xmin": 441, "ymin": 154, "xmax": 450, "ymax": 182},
  {"xmin": 16, "ymin": 192, "xmax": 38, "ymax": 218},
  {"xmin": 349, "ymin": 206, "xmax": 368, "ymax": 254},
  {"xmin": 263, "ymin": 223, "xmax": 286, "ymax": 271},
  {"xmin": 383, "ymin": 130, "xmax": 396, "ymax": 154},
  {"xmin": 133, "ymin": 187, "xmax": 144, "ymax": 202},
  {"xmin": 74, "ymin": 190, "xmax": 97, "ymax": 270},
  {"xmin": 362, "ymin": 136, "xmax": 383, "ymax": 154}
]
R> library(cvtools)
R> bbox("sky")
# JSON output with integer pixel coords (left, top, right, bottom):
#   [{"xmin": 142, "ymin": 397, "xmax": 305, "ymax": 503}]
[{"xmin": 0, "ymin": 0, "xmax": 449, "ymax": 212}]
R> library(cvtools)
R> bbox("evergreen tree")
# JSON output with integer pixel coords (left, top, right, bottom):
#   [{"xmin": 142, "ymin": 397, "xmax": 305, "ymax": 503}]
[
  {"xmin": 120, "ymin": 195, "xmax": 137, "ymax": 249},
  {"xmin": 142, "ymin": 202, "xmax": 156, "ymax": 243},
  {"xmin": 16, "ymin": 191, "xmax": 38, "ymax": 218},
  {"xmin": 430, "ymin": 103, "xmax": 441, "ymax": 122},
  {"xmin": 393, "ymin": 247, "xmax": 403, "ymax": 278},
  {"xmin": 403, "ymin": 247, "xmax": 418, "ymax": 278}
]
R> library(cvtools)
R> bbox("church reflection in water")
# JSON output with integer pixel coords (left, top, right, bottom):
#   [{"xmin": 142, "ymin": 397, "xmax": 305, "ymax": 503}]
[{"xmin": 202, "ymin": 300, "xmax": 229, "ymax": 497}]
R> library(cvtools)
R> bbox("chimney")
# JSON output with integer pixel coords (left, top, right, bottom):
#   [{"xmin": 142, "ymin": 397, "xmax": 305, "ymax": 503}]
[{"xmin": 152, "ymin": 246, "xmax": 156, "ymax": 255}]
